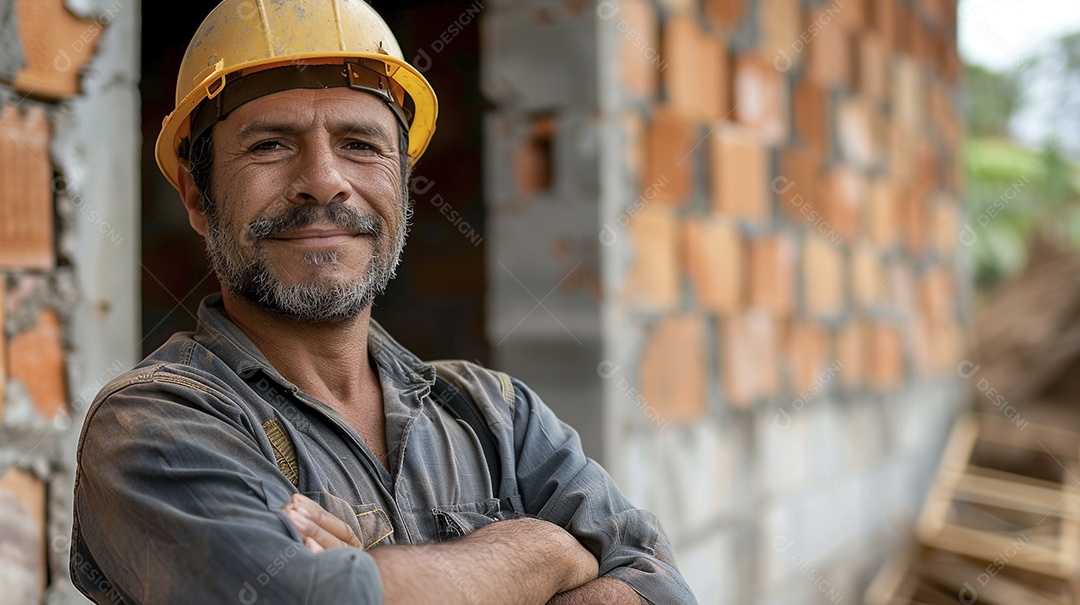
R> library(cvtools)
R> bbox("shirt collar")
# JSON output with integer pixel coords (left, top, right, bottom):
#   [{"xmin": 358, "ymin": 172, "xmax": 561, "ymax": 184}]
[{"xmin": 193, "ymin": 293, "xmax": 436, "ymax": 397}]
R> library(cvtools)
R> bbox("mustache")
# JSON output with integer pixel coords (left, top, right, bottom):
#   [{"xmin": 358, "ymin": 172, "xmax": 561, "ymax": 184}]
[{"xmin": 248, "ymin": 202, "xmax": 383, "ymax": 243}]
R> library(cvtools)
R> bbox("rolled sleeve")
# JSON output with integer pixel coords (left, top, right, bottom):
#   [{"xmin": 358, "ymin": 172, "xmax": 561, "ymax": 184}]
[
  {"xmin": 72, "ymin": 373, "xmax": 383, "ymax": 605},
  {"xmin": 510, "ymin": 379, "xmax": 698, "ymax": 605}
]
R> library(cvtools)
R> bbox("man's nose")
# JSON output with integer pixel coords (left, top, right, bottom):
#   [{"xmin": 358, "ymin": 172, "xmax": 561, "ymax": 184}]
[{"xmin": 286, "ymin": 143, "xmax": 351, "ymax": 206}]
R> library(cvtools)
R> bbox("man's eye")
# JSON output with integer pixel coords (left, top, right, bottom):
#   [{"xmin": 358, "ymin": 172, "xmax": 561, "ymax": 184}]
[
  {"xmin": 251, "ymin": 140, "xmax": 284, "ymax": 152},
  {"xmin": 344, "ymin": 140, "xmax": 375, "ymax": 151}
]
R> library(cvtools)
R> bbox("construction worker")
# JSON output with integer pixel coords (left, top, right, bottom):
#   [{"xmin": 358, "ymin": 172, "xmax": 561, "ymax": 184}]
[{"xmin": 69, "ymin": 1, "xmax": 695, "ymax": 604}]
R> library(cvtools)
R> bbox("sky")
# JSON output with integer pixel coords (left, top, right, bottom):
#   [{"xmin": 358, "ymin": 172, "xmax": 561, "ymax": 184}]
[
  {"xmin": 958, "ymin": 1, "xmax": 1080, "ymax": 155},
  {"xmin": 958, "ymin": 0, "xmax": 1080, "ymax": 70}
]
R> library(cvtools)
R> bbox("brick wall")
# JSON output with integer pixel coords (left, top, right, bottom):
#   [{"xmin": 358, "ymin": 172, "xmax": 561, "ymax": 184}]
[
  {"xmin": 484, "ymin": 0, "xmax": 968, "ymax": 602},
  {"xmin": 0, "ymin": 0, "xmax": 138, "ymax": 602}
]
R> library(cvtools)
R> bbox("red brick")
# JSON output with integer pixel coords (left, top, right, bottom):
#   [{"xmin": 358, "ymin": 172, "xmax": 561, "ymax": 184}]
[
  {"xmin": 820, "ymin": 167, "xmax": 863, "ymax": 242},
  {"xmin": 933, "ymin": 199, "xmax": 958, "ymax": 256},
  {"xmin": 792, "ymin": 78, "xmax": 829, "ymax": 155},
  {"xmin": 664, "ymin": 13, "xmax": 725, "ymax": 123},
  {"xmin": 856, "ymin": 33, "xmax": 889, "ymax": 101},
  {"xmin": 623, "ymin": 206, "xmax": 680, "ymax": 311},
  {"xmin": 805, "ymin": 4, "xmax": 853, "ymax": 88},
  {"xmin": 643, "ymin": 106, "xmax": 695, "ymax": 205},
  {"xmin": 892, "ymin": 56, "xmax": 924, "ymax": 130},
  {"xmin": 515, "ymin": 115, "xmax": 556, "ymax": 197},
  {"xmin": 777, "ymin": 146, "xmax": 824, "ymax": 227},
  {"xmin": 919, "ymin": 267, "xmax": 954, "ymax": 326},
  {"xmin": 866, "ymin": 324, "xmax": 905, "ymax": 390},
  {"xmin": 682, "ymin": 216, "xmax": 744, "ymax": 313},
  {"xmin": 710, "ymin": 125, "xmax": 770, "ymax": 221},
  {"xmin": 8, "ymin": 0, "xmax": 103, "ymax": 98},
  {"xmin": 8, "ymin": 309, "xmax": 67, "ymax": 420},
  {"xmin": 618, "ymin": 0, "xmax": 660, "ymax": 97},
  {"xmin": 0, "ymin": 104, "xmax": 54, "ymax": 270},
  {"xmin": 898, "ymin": 186, "xmax": 929, "ymax": 254},
  {"xmin": 640, "ymin": 314, "xmax": 707, "ymax": 422},
  {"xmin": 835, "ymin": 320, "xmax": 867, "ymax": 389},
  {"xmin": 868, "ymin": 179, "xmax": 898, "ymax": 247},
  {"xmin": 930, "ymin": 321, "xmax": 963, "ymax": 376},
  {"xmin": 888, "ymin": 124, "xmax": 918, "ymax": 183},
  {"xmin": 732, "ymin": 54, "xmax": 788, "ymax": 143},
  {"xmin": 852, "ymin": 245, "xmax": 884, "ymax": 308},
  {"xmin": 758, "ymin": 0, "xmax": 802, "ymax": 69},
  {"xmin": 0, "ymin": 284, "xmax": 5, "ymax": 420},
  {"xmin": 837, "ymin": 97, "xmax": 877, "ymax": 167},
  {"xmin": 722, "ymin": 310, "xmax": 781, "ymax": 406},
  {"xmin": 802, "ymin": 233, "xmax": 846, "ymax": 318},
  {"xmin": 623, "ymin": 111, "xmax": 647, "ymax": 181},
  {"xmin": 870, "ymin": 0, "xmax": 899, "ymax": 52},
  {"xmin": 786, "ymin": 320, "xmax": 830, "ymax": 394},
  {"xmin": 834, "ymin": 0, "xmax": 867, "ymax": 31},
  {"xmin": 747, "ymin": 233, "xmax": 796, "ymax": 315},
  {"xmin": 704, "ymin": 0, "xmax": 747, "ymax": 31},
  {"xmin": 0, "ymin": 468, "xmax": 46, "ymax": 600}
]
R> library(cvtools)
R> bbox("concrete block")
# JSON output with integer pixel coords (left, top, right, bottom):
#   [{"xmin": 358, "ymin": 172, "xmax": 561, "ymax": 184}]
[
  {"xmin": 682, "ymin": 215, "xmax": 744, "ymax": 313},
  {"xmin": 676, "ymin": 528, "xmax": 739, "ymax": 605},
  {"xmin": 482, "ymin": 3, "xmax": 598, "ymax": 111},
  {"xmin": 8, "ymin": 309, "xmax": 67, "ymax": 421},
  {"xmin": 639, "ymin": 314, "xmax": 707, "ymax": 423},
  {"xmin": 7, "ymin": 0, "xmax": 104, "ymax": 98},
  {"xmin": 756, "ymin": 405, "xmax": 811, "ymax": 498},
  {"xmin": 0, "ymin": 103, "xmax": 54, "ymax": 270}
]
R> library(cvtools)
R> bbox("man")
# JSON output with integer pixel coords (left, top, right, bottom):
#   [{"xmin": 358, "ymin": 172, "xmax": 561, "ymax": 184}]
[{"xmin": 70, "ymin": 1, "xmax": 695, "ymax": 603}]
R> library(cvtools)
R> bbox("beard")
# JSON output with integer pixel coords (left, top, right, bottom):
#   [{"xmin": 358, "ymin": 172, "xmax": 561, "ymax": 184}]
[{"xmin": 203, "ymin": 190, "xmax": 410, "ymax": 323}]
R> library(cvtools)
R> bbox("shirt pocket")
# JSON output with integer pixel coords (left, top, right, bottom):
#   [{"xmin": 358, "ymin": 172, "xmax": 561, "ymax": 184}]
[
  {"xmin": 303, "ymin": 491, "xmax": 394, "ymax": 550},
  {"xmin": 431, "ymin": 498, "xmax": 501, "ymax": 542}
]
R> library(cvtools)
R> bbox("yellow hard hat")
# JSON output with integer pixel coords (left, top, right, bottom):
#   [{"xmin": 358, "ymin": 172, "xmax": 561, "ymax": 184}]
[{"xmin": 155, "ymin": 0, "xmax": 438, "ymax": 191}]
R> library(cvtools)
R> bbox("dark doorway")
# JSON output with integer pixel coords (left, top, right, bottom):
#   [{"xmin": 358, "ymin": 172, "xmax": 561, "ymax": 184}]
[{"xmin": 139, "ymin": 1, "xmax": 488, "ymax": 364}]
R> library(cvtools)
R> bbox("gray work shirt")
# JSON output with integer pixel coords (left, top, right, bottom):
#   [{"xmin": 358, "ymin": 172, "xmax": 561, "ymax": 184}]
[{"xmin": 71, "ymin": 294, "xmax": 695, "ymax": 604}]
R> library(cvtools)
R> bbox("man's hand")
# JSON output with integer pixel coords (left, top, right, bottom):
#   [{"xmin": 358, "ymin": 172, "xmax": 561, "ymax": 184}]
[
  {"xmin": 282, "ymin": 493, "xmax": 362, "ymax": 552},
  {"xmin": 282, "ymin": 494, "xmax": 599, "ymax": 604}
]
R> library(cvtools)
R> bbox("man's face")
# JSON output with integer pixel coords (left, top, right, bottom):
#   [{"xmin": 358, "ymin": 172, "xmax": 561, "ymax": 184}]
[{"xmin": 198, "ymin": 88, "xmax": 409, "ymax": 322}]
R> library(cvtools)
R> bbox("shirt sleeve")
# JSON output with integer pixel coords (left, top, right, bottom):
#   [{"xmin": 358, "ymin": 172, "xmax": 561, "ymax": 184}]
[
  {"xmin": 71, "ymin": 369, "xmax": 383, "ymax": 605},
  {"xmin": 509, "ymin": 378, "xmax": 698, "ymax": 605}
]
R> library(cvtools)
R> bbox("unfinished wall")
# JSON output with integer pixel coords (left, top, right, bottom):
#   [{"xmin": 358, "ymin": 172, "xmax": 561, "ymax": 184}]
[
  {"xmin": 484, "ymin": 0, "xmax": 968, "ymax": 602},
  {"xmin": 0, "ymin": 0, "xmax": 139, "ymax": 602}
]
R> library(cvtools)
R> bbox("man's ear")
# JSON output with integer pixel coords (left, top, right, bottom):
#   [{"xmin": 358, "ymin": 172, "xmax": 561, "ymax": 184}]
[{"xmin": 177, "ymin": 162, "xmax": 210, "ymax": 237}]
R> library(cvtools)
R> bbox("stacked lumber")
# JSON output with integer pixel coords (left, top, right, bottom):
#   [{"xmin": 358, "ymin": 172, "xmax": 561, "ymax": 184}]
[
  {"xmin": 865, "ymin": 413, "xmax": 1080, "ymax": 604},
  {"xmin": 972, "ymin": 234, "xmax": 1080, "ymax": 415}
]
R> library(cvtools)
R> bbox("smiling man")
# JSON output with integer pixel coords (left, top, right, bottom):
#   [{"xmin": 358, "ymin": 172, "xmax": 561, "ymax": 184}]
[{"xmin": 69, "ymin": 1, "xmax": 695, "ymax": 604}]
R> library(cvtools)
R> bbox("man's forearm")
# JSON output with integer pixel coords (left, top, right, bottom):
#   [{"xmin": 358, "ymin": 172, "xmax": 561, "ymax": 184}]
[
  {"xmin": 369, "ymin": 517, "xmax": 598, "ymax": 605},
  {"xmin": 547, "ymin": 577, "xmax": 643, "ymax": 605}
]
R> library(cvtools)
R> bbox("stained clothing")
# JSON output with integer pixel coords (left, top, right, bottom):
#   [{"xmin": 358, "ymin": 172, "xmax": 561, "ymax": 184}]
[{"xmin": 70, "ymin": 294, "xmax": 696, "ymax": 604}]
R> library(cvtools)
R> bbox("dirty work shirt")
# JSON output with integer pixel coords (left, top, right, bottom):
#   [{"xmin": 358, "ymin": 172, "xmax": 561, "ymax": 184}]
[{"xmin": 71, "ymin": 294, "xmax": 695, "ymax": 605}]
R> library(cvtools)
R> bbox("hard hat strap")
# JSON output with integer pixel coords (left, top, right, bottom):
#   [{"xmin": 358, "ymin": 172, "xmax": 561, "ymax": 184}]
[{"xmin": 187, "ymin": 61, "xmax": 413, "ymax": 151}]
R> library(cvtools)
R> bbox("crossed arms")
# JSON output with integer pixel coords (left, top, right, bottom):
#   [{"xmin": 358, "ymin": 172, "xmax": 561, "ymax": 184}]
[{"xmin": 72, "ymin": 370, "xmax": 695, "ymax": 604}]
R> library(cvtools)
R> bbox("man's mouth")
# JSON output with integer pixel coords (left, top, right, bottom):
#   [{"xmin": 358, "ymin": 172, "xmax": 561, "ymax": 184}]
[{"xmin": 266, "ymin": 228, "xmax": 366, "ymax": 247}]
